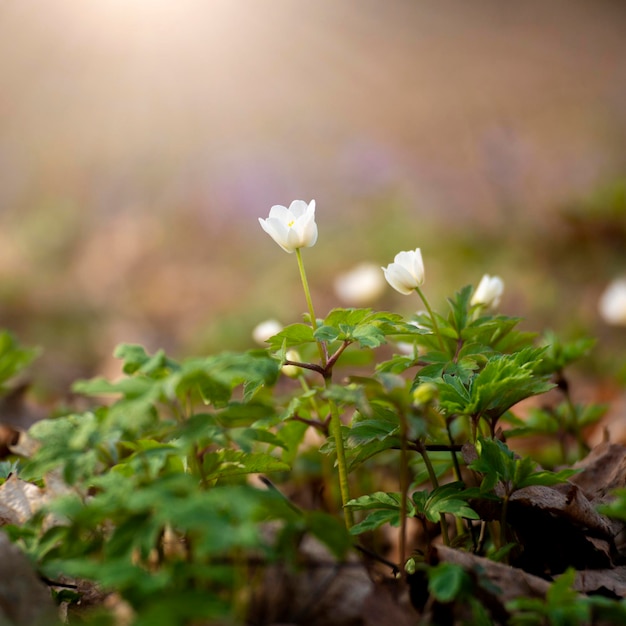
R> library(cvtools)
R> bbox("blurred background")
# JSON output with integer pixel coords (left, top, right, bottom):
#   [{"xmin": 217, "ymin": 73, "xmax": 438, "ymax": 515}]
[{"xmin": 0, "ymin": 0, "xmax": 625, "ymax": 395}]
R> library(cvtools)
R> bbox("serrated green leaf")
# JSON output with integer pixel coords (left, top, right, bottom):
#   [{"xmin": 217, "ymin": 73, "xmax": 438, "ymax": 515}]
[
  {"xmin": 202, "ymin": 450, "xmax": 289, "ymax": 480},
  {"xmin": 517, "ymin": 468, "xmax": 579, "ymax": 489},
  {"xmin": 114, "ymin": 344, "xmax": 179, "ymax": 376},
  {"xmin": 351, "ymin": 325, "xmax": 386, "ymax": 348},
  {"xmin": 313, "ymin": 325, "xmax": 341, "ymax": 342},
  {"xmin": 345, "ymin": 491, "xmax": 402, "ymax": 511},
  {"xmin": 349, "ymin": 509, "xmax": 400, "ymax": 534},
  {"xmin": 346, "ymin": 437, "xmax": 400, "ymax": 471},
  {"xmin": 267, "ymin": 324, "xmax": 316, "ymax": 350},
  {"xmin": 426, "ymin": 499, "xmax": 479, "ymax": 523},
  {"xmin": 72, "ymin": 375, "xmax": 156, "ymax": 399}
]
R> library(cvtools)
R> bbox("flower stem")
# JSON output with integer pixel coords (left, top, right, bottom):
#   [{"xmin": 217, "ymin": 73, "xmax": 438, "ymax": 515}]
[
  {"xmin": 398, "ymin": 410, "xmax": 410, "ymax": 570},
  {"xmin": 415, "ymin": 285, "xmax": 445, "ymax": 352},
  {"xmin": 418, "ymin": 443, "xmax": 450, "ymax": 546},
  {"xmin": 328, "ymin": 396, "xmax": 354, "ymax": 529},
  {"xmin": 296, "ymin": 248, "xmax": 327, "ymax": 367},
  {"xmin": 295, "ymin": 248, "xmax": 350, "ymax": 527}
]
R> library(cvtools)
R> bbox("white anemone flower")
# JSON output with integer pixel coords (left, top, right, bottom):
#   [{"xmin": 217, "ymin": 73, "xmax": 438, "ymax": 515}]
[
  {"xmin": 334, "ymin": 263, "xmax": 386, "ymax": 305},
  {"xmin": 599, "ymin": 278, "xmax": 626, "ymax": 326},
  {"xmin": 252, "ymin": 319, "xmax": 283, "ymax": 345},
  {"xmin": 259, "ymin": 200, "xmax": 318, "ymax": 253},
  {"xmin": 381, "ymin": 248, "xmax": 425, "ymax": 295},
  {"xmin": 471, "ymin": 274, "xmax": 504, "ymax": 309}
]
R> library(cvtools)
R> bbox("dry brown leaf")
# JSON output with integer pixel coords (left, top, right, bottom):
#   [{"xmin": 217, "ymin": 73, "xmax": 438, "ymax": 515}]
[
  {"xmin": 0, "ymin": 474, "xmax": 45, "ymax": 526},
  {"xmin": 572, "ymin": 566, "xmax": 626, "ymax": 597}
]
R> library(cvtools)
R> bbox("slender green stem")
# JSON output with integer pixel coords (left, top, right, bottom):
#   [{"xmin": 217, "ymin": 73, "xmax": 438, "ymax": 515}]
[
  {"xmin": 295, "ymin": 248, "xmax": 351, "ymax": 527},
  {"xmin": 414, "ymin": 286, "xmax": 445, "ymax": 352},
  {"xmin": 398, "ymin": 410, "xmax": 410, "ymax": 570},
  {"xmin": 444, "ymin": 418, "xmax": 465, "ymax": 539},
  {"xmin": 445, "ymin": 418, "xmax": 462, "ymax": 482},
  {"xmin": 328, "ymin": 396, "xmax": 354, "ymax": 528},
  {"xmin": 418, "ymin": 443, "xmax": 450, "ymax": 546},
  {"xmin": 295, "ymin": 248, "xmax": 327, "ymax": 367}
]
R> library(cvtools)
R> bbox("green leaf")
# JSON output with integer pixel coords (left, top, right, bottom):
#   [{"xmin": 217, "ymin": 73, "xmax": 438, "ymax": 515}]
[
  {"xmin": 0, "ymin": 331, "xmax": 40, "ymax": 388},
  {"xmin": 313, "ymin": 308, "xmax": 402, "ymax": 349},
  {"xmin": 266, "ymin": 324, "xmax": 316, "ymax": 350},
  {"xmin": 349, "ymin": 509, "xmax": 400, "ymax": 534},
  {"xmin": 535, "ymin": 331, "xmax": 596, "ymax": 375},
  {"xmin": 436, "ymin": 348, "xmax": 555, "ymax": 424},
  {"xmin": 202, "ymin": 450, "xmax": 289, "ymax": 480},
  {"xmin": 346, "ymin": 437, "xmax": 400, "ymax": 471},
  {"xmin": 470, "ymin": 438, "xmax": 575, "ymax": 495},
  {"xmin": 446, "ymin": 285, "xmax": 473, "ymax": 336},
  {"xmin": 345, "ymin": 491, "xmax": 403, "ymax": 512},
  {"xmin": 72, "ymin": 376, "xmax": 156, "ymax": 400},
  {"xmin": 517, "ymin": 468, "xmax": 579, "ymax": 489},
  {"xmin": 428, "ymin": 562, "xmax": 470, "ymax": 602},
  {"xmin": 114, "ymin": 343, "xmax": 179, "ymax": 376},
  {"xmin": 313, "ymin": 325, "xmax": 341, "ymax": 342},
  {"xmin": 413, "ymin": 482, "xmax": 480, "ymax": 523}
]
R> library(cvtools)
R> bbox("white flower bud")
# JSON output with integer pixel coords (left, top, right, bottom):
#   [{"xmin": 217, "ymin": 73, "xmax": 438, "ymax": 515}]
[
  {"xmin": 381, "ymin": 249, "xmax": 425, "ymax": 295},
  {"xmin": 282, "ymin": 350, "xmax": 302, "ymax": 378},
  {"xmin": 471, "ymin": 274, "xmax": 504, "ymax": 309}
]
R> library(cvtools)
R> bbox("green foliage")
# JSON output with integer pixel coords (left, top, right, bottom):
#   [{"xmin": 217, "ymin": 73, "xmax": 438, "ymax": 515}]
[
  {"xmin": 424, "ymin": 561, "xmax": 494, "ymax": 624},
  {"xmin": 0, "ymin": 330, "xmax": 39, "ymax": 390},
  {"xmin": 15, "ymin": 343, "xmax": 351, "ymax": 624},
  {"xmin": 433, "ymin": 348, "xmax": 555, "ymax": 430},
  {"xmin": 412, "ymin": 482, "xmax": 481, "ymax": 523},
  {"xmin": 313, "ymin": 308, "xmax": 404, "ymax": 349},
  {"xmin": 0, "ymin": 236, "xmax": 616, "ymax": 625},
  {"xmin": 534, "ymin": 331, "xmax": 596, "ymax": 377},
  {"xmin": 345, "ymin": 491, "xmax": 410, "ymax": 533},
  {"xmin": 469, "ymin": 438, "xmax": 578, "ymax": 496},
  {"xmin": 507, "ymin": 568, "xmax": 593, "ymax": 625},
  {"xmin": 346, "ymin": 483, "xmax": 479, "ymax": 534},
  {"xmin": 427, "ymin": 561, "xmax": 471, "ymax": 603}
]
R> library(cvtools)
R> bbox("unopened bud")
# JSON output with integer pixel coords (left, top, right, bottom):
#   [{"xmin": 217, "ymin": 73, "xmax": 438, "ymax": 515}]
[
  {"xmin": 412, "ymin": 382, "xmax": 438, "ymax": 406},
  {"xmin": 281, "ymin": 350, "xmax": 302, "ymax": 378}
]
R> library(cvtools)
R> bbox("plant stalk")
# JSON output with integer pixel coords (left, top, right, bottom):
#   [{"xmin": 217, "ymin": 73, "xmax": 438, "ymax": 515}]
[
  {"xmin": 398, "ymin": 410, "xmax": 410, "ymax": 570},
  {"xmin": 415, "ymin": 286, "xmax": 445, "ymax": 352},
  {"xmin": 295, "ymin": 248, "xmax": 351, "ymax": 527},
  {"xmin": 418, "ymin": 442, "xmax": 450, "ymax": 546},
  {"xmin": 328, "ymin": 396, "xmax": 354, "ymax": 529},
  {"xmin": 296, "ymin": 248, "xmax": 327, "ymax": 367}
]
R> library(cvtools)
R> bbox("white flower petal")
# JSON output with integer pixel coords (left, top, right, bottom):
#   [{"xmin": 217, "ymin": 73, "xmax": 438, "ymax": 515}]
[
  {"xmin": 382, "ymin": 264, "xmax": 416, "ymax": 295},
  {"xmin": 259, "ymin": 200, "xmax": 318, "ymax": 253},
  {"xmin": 471, "ymin": 274, "xmax": 504, "ymax": 309},
  {"xmin": 288, "ymin": 199, "xmax": 311, "ymax": 219},
  {"xmin": 268, "ymin": 205, "xmax": 292, "ymax": 220},
  {"xmin": 382, "ymin": 248, "xmax": 425, "ymax": 294}
]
